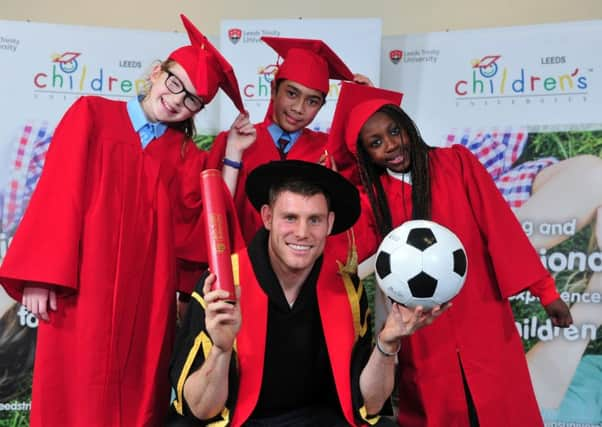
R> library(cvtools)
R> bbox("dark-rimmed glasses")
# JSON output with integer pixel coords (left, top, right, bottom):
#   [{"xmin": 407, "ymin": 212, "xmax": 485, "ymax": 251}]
[{"xmin": 164, "ymin": 71, "xmax": 205, "ymax": 112}]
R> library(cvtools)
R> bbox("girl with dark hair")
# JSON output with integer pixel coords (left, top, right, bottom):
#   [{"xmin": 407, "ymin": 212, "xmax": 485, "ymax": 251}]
[
  {"xmin": 327, "ymin": 82, "xmax": 573, "ymax": 427},
  {"xmin": 355, "ymin": 103, "xmax": 432, "ymax": 234}
]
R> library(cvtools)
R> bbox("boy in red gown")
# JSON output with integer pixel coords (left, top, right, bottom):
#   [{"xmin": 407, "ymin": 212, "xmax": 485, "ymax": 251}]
[{"xmin": 208, "ymin": 37, "xmax": 368, "ymax": 242}]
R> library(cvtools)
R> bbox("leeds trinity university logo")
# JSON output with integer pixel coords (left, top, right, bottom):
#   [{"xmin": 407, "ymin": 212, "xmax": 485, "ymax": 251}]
[
  {"xmin": 228, "ymin": 28, "xmax": 242, "ymax": 45},
  {"xmin": 389, "ymin": 49, "xmax": 403, "ymax": 65}
]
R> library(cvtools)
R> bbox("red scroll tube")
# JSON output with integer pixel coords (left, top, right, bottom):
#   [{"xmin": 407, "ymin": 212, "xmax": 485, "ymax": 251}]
[{"xmin": 200, "ymin": 169, "xmax": 236, "ymax": 301}]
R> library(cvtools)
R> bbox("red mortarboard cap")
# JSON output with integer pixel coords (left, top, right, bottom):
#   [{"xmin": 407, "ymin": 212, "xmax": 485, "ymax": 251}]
[
  {"xmin": 261, "ymin": 36, "xmax": 354, "ymax": 94},
  {"xmin": 328, "ymin": 82, "xmax": 403, "ymax": 158},
  {"xmin": 169, "ymin": 14, "xmax": 244, "ymax": 112}
]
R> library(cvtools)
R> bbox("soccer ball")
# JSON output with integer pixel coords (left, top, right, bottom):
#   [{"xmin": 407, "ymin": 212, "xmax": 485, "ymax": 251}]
[{"xmin": 375, "ymin": 220, "xmax": 468, "ymax": 309}]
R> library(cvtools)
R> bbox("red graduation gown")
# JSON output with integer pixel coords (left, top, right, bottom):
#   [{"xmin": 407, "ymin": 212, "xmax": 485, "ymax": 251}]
[
  {"xmin": 207, "ymin": 121, "xmax": 329, "ymax": 242},
  {"xmin": 358, "ymin": 145, "xmax": 548, "ymax": 427},
  {"xmin": 170, "ymin": 231, "xmax": 376, "ymax": 426},
  {"xmin": 0, "ymin": 96, "xmax": 207, "ymax": 427},
  {"xmin": 232, "ymin": 247, "xmax": 366, "ymax": 426}
]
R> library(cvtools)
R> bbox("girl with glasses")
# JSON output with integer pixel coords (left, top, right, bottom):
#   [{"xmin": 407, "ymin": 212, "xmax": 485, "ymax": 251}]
[{"xmin": 0, "ymin": 14, "xmax": 255, "ymax": 427}]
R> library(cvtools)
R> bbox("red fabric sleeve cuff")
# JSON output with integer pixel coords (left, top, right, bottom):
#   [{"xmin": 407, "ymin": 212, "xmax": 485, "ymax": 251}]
[{"xmin": 529, "ymin": 275, "xmax": 560, "ymax": 306}]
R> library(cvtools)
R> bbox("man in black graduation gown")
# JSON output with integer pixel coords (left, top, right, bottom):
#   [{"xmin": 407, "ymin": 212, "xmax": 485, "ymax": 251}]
[{"xmin": 169, "ymin": 160, "xmax": 445, "ymax": 427}]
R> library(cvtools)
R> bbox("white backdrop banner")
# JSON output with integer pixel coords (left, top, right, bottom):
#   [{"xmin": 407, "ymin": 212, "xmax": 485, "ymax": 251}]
[
  {"xmin": 382, "ymin": 21, "xmax": 602, "ymax": 427},
  {"xmin": 381, "ymin": 20, "xmax": 602, "ymax": 144},
  {"xmin": 218, "ymin": 18, "xmax": 382, "ymax": 131}
]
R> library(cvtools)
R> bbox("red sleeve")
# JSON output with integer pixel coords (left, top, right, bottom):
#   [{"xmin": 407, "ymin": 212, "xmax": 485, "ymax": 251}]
[
  {"xmin": 0, "ymin": 97, "xmax": 92, "ymax": 301},
  {"xmin": 173, "ymin": 144, "xmax": 209, "ymax": 293},
  {"xmin": 205, "ymin": 130, "xmax": 228, "ymax": 170},
  {"xmin": 208, "ymin": 129, "xmax": 263, "ymax": 243},
  {"xmin": 528, "ymin": 275, "xmax": 560, "ymax": 306},
  {"xmin": 452, "ymin": 144, "xmax": 552, "ymax": 298}
]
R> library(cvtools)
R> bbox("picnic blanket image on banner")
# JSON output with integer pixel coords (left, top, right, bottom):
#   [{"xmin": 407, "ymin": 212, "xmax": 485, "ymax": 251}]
[{"xmin": 381, "ymin": 20, "xmax": 602, "ymax": 427}]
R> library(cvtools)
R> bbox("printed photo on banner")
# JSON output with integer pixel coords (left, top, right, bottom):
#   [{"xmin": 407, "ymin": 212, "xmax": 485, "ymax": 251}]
[{"xmin": 446, "ymin": 128, "xmax": 602, "ymax": 425}]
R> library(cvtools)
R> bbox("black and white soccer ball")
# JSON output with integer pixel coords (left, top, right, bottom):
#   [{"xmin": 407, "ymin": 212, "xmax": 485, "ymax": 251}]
[{"xmin": 375, "ymin": 220, "xmax": 468, "ymax": 309}]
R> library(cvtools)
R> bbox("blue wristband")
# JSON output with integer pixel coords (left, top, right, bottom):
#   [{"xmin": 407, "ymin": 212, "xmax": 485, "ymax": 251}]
[{"xmin": 223, "ymin": 157, "xmax": 242, "ymax": 170}]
